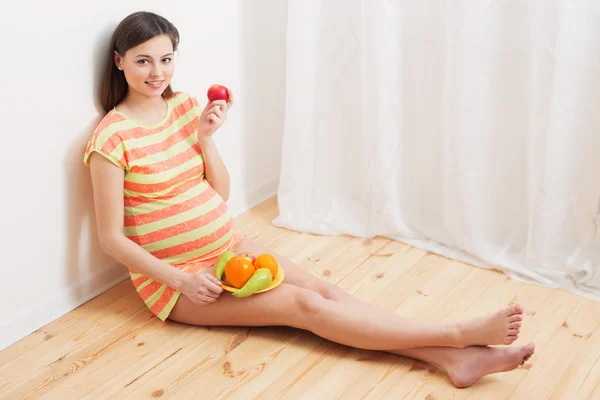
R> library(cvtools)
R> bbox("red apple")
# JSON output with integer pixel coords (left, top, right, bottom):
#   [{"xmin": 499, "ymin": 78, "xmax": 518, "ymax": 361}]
[
  {"xmin": 207, "ymin": 84, "xmax": 229, "ymax": 102},
  {"xmin": 240, "ymin": 252, "xmax": 256, "ymax": 264}
]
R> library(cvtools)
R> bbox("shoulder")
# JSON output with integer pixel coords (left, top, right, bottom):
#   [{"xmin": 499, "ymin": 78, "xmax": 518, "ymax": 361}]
[
  {"xmin": 90, "ymin": 106, "xmax": 144, "ymax": 141},
  {"xmin": 171, "ymin": 91, "xmax": 204, "ymax": 109},
  {"xmin": 169, "ymin": 91, "xmax": 204, "ymax": 118},
  {"xmin": 86, "ymin": 110, "xmax": 129, "ymax": 149},
  {"xmin": 94, "ymin": 109, "xmax": 127, "ymax": 136},
  {"xmin": 83, "ymin": 110, "xmax": 130, "ymax": 168}
]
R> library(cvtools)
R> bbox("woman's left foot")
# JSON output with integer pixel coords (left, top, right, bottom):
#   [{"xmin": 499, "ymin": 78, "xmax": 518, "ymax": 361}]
[
  {"xmin": 447, "ymin": 342, "xmax": 535, "ymax": 388},
  {"xmin": 456, "ymin": 304, "xmax": 525, "ymax": 347}
]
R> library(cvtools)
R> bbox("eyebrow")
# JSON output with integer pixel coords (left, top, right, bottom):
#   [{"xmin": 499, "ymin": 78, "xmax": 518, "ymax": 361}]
[{"xmin": 135, "ymin": 53, "xmax": 174, "ymax": 58}]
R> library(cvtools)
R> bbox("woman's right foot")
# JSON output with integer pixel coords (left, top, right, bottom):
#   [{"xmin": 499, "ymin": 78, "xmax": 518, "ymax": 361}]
[
  {"xmin": 447, "ymin": 343, "xmax": 535, "ymax": 388},
  {"xmin": 455, "ymin": 304, "xmax": 525, "ymax": 347}
]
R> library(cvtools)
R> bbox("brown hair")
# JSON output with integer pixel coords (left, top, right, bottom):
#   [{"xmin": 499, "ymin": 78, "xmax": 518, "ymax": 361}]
[{"xmin": 101, "ymin": 11, "xmax": 180, "ymax": 112}]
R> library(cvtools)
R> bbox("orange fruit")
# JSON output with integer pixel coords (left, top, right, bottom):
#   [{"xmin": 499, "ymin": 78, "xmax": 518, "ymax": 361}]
[
  {"xmin": 224, "ymin": 256, "xmax": 256, "ymax": 288},
  {"xmin": 254, "ymin": 253, "xmax": 279, "ymax": 278}
]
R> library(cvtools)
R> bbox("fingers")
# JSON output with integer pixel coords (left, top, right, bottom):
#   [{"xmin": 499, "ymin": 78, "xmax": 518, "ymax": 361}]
[
  {"xmin": 206, "ymin": 100, "xmax": 227, "ymax": 114},
  {"xmin": 205, "ymin": 281, "xmax": 223, "ymax": 295},
  {"xmin": 203, "ymin": 273, "xmax": 224, "ymax": 294},
  {"xmin": 206, "ymin": 273, "xmax": 222, "ymax": 286},
  {"xmin": 207, "ymin": 104, "xmax": 226, "ymax": 125},
  {"xmin": 199, "ymin": 294, "xmax": 218, "ymax": 304},
  {"xmin": 212, "ymin": 99, "xmax": 229, "ymax": 111},
  {"xmin": 226, "ymin": 88, "xmax": 234, "ymax": 105},
  {"xmin": 208, "ymin": 105, "xmax": 225, "ymax": 118},
  {"xmin": 188, "ymin": 271, "xmax": 228, "ymax": 305},
  {"xmin": 196, "ymin": 289, "xmax": 220, "ymax": 305}
]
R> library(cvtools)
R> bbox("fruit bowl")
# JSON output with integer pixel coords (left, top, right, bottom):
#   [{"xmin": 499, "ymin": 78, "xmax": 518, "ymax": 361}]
[{"xmin": 221, "ymin": 265, "xmax": 285, "ymax": 294}]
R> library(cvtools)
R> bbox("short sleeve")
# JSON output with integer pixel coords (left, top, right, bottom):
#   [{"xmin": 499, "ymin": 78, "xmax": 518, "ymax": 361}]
[{"xmin": 83, "ymin": 129, "xmax": 127, "ymax": 170}]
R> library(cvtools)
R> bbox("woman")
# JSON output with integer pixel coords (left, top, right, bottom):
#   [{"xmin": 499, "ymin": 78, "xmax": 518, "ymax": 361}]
[{"xmin": 86, "ymin": 11, "xmax": 534, "ymax": 388}]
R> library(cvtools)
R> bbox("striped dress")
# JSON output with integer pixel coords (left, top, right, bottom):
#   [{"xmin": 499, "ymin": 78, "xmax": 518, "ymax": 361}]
[{"xmin": 84, "ymin": 92, "xmax": 244, "ymax": 321}]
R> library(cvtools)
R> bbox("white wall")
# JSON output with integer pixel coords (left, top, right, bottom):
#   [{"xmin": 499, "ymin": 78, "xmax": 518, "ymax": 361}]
[{"xmin": 0, "ymin": 0, "xmax": 287, "ymax": 350}]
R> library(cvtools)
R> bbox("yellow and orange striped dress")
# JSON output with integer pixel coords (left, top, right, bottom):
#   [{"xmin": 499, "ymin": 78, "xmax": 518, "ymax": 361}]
[{"xmin": 84, "ymin": 92, "xmax": 244, "ymax": 321}]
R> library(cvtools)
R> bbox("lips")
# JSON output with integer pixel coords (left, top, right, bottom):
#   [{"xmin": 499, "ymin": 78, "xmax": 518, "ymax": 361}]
[{"xmin": 145, "ymin": 80, "xmax": 164, "ymax": 88}]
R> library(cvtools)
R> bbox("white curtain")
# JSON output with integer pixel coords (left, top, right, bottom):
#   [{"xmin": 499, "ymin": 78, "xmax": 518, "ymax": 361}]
[{"xmin": 274, "ymin": 0, "xmax": 600, "ymax": 299}]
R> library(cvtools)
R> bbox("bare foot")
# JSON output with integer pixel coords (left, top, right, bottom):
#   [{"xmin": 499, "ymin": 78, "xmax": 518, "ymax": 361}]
[
  {"xmin": 456, "ymin": 304, "xmax": 524, "ymax": 347},
  {"xmin": 447, "ymin": 342, "xmax": 535, "ymax": 388}
]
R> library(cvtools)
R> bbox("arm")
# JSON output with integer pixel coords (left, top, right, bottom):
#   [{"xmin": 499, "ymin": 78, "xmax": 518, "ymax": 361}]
[
  {"xmin": 197, "ymin": 90, "xmax": 235, "ymax": 201},
  {"xmin": 199, "ymin": 136, "xmax": 230, "ymax": 201},
  {"xmin": 89, "ymin": 153, "xmax": 190, "ymax": 290},
  {"xmin": 89, "ymin": 154, "xmax": 223, "ymax": 306}
]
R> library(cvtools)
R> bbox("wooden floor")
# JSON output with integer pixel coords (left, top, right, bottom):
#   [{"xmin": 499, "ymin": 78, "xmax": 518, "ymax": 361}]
[{"xmin": 2, "ymin": 197, "xmax": 600, "ymax": 400}]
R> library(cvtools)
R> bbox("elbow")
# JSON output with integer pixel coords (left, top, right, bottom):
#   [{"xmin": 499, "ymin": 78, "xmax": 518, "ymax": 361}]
[{"xmin": 99, "ymin": 234, "xmax": 123, "ymax": 257}]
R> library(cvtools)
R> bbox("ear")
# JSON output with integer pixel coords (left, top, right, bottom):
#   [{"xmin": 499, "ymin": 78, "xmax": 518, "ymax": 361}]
[{"xmin": 114, "ymin": 51, "xmax": 123, "ymax": 71}]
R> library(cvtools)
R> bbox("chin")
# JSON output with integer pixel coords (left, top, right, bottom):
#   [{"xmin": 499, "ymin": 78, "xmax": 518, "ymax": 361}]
[{"xmin": 139, "ymin": 87, "xmax": 166, "ymax": 98}]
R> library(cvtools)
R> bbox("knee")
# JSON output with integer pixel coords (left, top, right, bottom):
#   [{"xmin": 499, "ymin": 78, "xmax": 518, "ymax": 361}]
[
  {"xmin": 292, "ymin": 287, "xmax": 325, "ymax": 325},
  {"xmin": 317, "ymin": 282, "xmax": 346, "ymax": 301}
]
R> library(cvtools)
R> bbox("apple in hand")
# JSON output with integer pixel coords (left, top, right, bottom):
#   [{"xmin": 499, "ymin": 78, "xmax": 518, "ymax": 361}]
[{"xmin": 207, "ymin": 84, "xmax": 229, "ymax": 102}]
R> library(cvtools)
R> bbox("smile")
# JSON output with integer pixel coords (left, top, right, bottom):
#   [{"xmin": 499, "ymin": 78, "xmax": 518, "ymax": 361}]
[{"xmin": 145, "ymin": 80, "xmax": 164, "ymax": 87}]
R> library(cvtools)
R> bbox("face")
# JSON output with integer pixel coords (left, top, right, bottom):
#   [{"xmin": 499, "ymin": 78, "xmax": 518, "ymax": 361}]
[{"xmin": 115, "ymin": 34, "xmax": 175, "ymax": 99}]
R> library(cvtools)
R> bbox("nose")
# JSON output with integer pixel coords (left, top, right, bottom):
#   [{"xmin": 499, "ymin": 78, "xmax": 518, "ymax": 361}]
[{"xmin": 149, "ymin": 61, "xmax": 163, "ymax": 78}]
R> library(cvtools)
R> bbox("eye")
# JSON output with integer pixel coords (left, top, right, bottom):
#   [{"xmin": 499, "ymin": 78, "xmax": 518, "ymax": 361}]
[
  {"xmin": 162, "ymin": 58, "xmax": 172, "ymax": 63},
  {"xmin": 136, "ymin": 59, "xmax": 149, "ymax": 64}
]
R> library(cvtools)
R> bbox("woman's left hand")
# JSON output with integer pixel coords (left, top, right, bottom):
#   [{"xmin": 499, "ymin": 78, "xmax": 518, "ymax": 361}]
[{"xmin": 198, "ymin": 89, "xmax": 234, "ymax": 138}]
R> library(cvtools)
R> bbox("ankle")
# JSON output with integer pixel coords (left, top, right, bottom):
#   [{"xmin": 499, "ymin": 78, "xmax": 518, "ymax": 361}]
[{"xmin": 449, "ymin": 322, "xmax": 466, "ymax": 348}]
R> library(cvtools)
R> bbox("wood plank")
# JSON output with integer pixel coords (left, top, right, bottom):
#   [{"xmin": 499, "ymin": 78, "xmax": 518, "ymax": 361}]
[
  {"xmin": 212, "ymin": 330, "xmax": 324, "ymax": 400},
  {"xmin": 508, "ymin": 295, "xmax": 599, "ymax": 400},
  {"xmin": 4, "ymin": 308, "xmax": 154, "ymax": 400},
  {"xmin": 548, "ymin": 298, "xmax": 600, "ymax": 399},
  {"xmin": 0, "ymin": 281, "xmax": 132, "ymax": 366},
  {"xmin": 2, "ymin": 197, "xmax": 600, "ymax": 399},
  {"xmin": 0, "ymin": 285, "xmax": 145, "ymax": 399},
  {"xmin": 159, "ymin": 329, "xmax": 322, "ymax": 400},
  {"xmin": 79, "ymin": 327, "xmax": 257, "ymax": 399},
  {"xmin": 39, "ymin": 320, "xmax": 199, "ymax": 399},
  {"xmin": 232, "ymin": 196, "xmax": 279, "ymax": 230},
  {"xmin": 489, "ymin": 290, "xmax": 582, "ymax": 399}
]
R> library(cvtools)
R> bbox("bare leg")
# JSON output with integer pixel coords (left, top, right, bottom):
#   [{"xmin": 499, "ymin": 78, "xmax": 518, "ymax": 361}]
[
  {"xmin": 231, "ymin": 238, "xmax": 525, "ymax": 346},
  {"xmin": 169, "ymin": 280, "xmax": 535, "ymax": 388},
  {"xmin": 233, "ymin": 238, "xmax": 535, "ymax": 387},
  {"xmin": 172, "ymin": 281, "xmax": 464, "ymax": 348},
  {"xmin": 168, "ymin": 238, "xmax": 535, "ymax": 387}
]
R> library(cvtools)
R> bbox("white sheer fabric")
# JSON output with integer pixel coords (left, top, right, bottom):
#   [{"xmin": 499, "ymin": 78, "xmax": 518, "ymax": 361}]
[{"xmin": 274, "ymin": 0, "xmax": 600, "ymax": 299}]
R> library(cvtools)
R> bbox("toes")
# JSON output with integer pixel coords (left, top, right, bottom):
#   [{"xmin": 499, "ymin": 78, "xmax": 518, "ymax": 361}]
[
  {"xmin": 505, "ymin": 336, "xmax": 518, "ymax": 344},
  {"xmin": 509, "ymin": 321, "xmax": 522, "ymax": 329},
  {"xmin": 525, "ymin": 342, "xmax": 536, "ymax": 354},
  {"xmin": 508, "ymin": 315, "xmax": 523, "ymax": 323},
  {"xmin": 508, "ymin": 304, "xmax": 524, "ymax": 315}
]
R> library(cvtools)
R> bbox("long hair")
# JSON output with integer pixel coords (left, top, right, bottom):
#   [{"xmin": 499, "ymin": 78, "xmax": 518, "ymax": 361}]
[{"xmin": 101, "ymin": 12, "xmax": 180, "ymax": 112}]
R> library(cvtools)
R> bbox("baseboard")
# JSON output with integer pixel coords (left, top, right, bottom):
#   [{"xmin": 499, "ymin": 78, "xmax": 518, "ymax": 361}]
[
  {"xmin": 0, "ymin": 263, "xmax": 129, "ymax": 351},
  {"xmin": 1, "ymin": 175, "xmax": 280, "ymax": 352},
  {"xmin": 228, "ymin": 175, "xmax": 280, "ymax": 218}
]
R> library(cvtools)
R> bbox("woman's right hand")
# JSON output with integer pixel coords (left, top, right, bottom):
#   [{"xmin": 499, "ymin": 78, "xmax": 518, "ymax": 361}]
[{"xmin": 179, "ymin": 271, "xmax": 224, "ymax": 305}]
